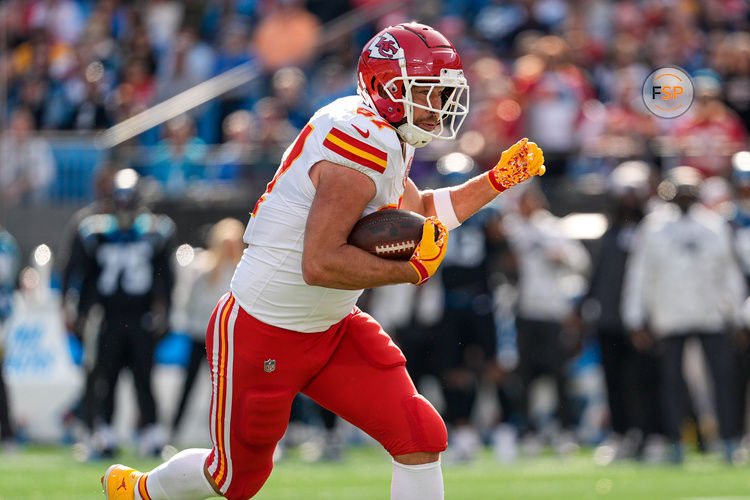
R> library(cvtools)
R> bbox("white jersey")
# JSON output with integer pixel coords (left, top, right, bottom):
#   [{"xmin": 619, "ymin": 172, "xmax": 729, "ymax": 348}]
[{"xmin": 231, "ymin": 96, "xmax": 415, "ymax": 332}]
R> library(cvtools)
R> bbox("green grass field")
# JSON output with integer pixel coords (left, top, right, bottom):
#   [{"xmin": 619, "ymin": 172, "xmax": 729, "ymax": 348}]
[{"xmin": 1, "ymin": 445, "xmax": 749, "ymax": 500}]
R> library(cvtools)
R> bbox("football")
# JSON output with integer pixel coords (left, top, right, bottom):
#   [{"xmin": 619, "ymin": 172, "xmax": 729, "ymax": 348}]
[{"xmin": 348, "ymin": 209, "xmax": 427, "ymax": 260}]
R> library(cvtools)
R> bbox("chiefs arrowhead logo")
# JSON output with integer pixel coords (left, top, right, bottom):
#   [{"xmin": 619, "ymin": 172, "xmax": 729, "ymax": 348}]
[{"xmin": 368, "ymin": 33, "xmax": 401, "ymax": 60}]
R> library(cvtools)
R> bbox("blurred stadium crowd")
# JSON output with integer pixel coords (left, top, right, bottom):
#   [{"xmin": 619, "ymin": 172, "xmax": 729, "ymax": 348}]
[{"xmin": 2, "ymin": 0, "xmax": 750, "ymax": 468}]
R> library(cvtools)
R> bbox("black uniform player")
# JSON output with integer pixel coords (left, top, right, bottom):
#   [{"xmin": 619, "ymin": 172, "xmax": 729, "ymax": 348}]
[
  {"xmin": 434, "ymin": 154, "xmax": 518, "ymax": 462},
  {"xmin": 70, "ymin": 168, "xmax": 175, "ymax": 457}
]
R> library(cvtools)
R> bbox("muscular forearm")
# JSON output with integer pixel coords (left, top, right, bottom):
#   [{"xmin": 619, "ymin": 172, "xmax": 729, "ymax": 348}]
[
  {"xmin": 413, "ymin": 139, "xmax": 544, "ymax": 225},
  {"xmin": 302, "ymin": 244, "xmax": 417, "ymax": 289}
]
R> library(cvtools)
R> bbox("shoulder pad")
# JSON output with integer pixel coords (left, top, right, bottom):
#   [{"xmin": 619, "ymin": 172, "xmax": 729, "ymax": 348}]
[
  {"xmin": 133, "ymin": 213, "xmax": 176, "ymax": 239},
  {"xmin": 155, "ymin": 214, "xmax": 176, "ymax": 238},
  {"xmin": 318, "ymin": 96, "xmax": 401, "ymax": 155},
  {"xmin": 0, "ymin": 231, "xmax": 18, "ymax": 254},
  {"xmin": 79, "ymin": 214, "xmax": 117, "ymax": 238}
]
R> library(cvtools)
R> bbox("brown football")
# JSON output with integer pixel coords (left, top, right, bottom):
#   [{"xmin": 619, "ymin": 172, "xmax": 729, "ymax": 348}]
[{"xmin": 347, "ymin": 209, "xmax": 426, "ymax": 260}]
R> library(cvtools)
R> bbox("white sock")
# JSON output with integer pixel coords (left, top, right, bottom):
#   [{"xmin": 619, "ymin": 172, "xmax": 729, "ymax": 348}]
[
  {"xmin": 138, "ymin": 449, "xmax": 219, "ymax": 500},
  {"xmin": 390, "ymin": 460, "xmax": 444, "ymax": 500}
]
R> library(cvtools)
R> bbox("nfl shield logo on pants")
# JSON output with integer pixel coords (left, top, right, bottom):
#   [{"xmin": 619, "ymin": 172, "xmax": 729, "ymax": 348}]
[{"xmin": 264, "ymin": 359, "xmax": 276, "ymax": 373}]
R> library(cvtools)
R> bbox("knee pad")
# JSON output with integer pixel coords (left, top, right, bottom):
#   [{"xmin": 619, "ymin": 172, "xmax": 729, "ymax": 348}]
[
  {"xmin": 400, "ymin": 394, "xmax": 448, "ymax": 454},
  {"xmin": 239, "ymin": 393, "xmax": 291, "ymax": 446}
]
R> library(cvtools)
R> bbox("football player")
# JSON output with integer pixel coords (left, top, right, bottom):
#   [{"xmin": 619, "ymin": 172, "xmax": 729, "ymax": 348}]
[
  {"xmin": 728, "ymin": 152, "xmax": 750, "ymax": 444},
  {"xmin": 71, "ymin": 168, "xmax": 176, "ymax": 457},
  {"xmin": 0, "ymin": 226, "xmax": 19, "ymax": 446},
  {"xmin": 431, "ymin": 153, "xmax": 516, "ymax": 462},
  {"xmin": 102, "ymin": 23, "xmax": 544, "ymax": 500}
]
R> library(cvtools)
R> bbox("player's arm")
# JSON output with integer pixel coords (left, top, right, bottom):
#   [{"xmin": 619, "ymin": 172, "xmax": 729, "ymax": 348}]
[
  {"xmin": 302, "ymin": 160, "xmax": 421, "ymax": 289},
  {"xmin": 402, "ymin": 173, "xmax": 503, "ymax": 222},
  {"xmin": 402, "ymin": 139, "xmax": 545, "ymax": 228}
]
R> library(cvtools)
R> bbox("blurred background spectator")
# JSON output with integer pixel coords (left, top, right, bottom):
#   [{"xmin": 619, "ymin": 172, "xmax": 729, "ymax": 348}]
[
  {"xmin": 208, "ymin": 109, "xmax": 259, "ymax": 187},
  {"xmin": 170, "ymin": 217, "xmax": 244, "ymax": 442},
  {"xmin": 670, "ymin": 71, "xmax": 747, "ymax": 178},
  {"xmin": 64, "ymin": 169, "xmax": 176, "ymax": 458},
  {"xmin": 622, "ymin": 166, "xmax": 747, "ymax": 463},
  {"xmin": 431, "ymin": 153, "xmax": 510, "ymax": 463},
  {"xmin": 727, "ymin": 151, "xmax": 750, "ymax": 450},
  {"xmin": 578, "ymin": 161, "xmax": 663, "ymax": 461},
  {"xmin": 146, "ymin": 114, "xmax": 207, "ymax": 198},
  {"xmin": 0, "ymin": 226, "xmax": 19, "ymax": 448},
  {"xmin": 0, "ymin": 108, "xmax": 55, "ymax": 207},
  {"xmin": 503, "ymin": 184, "xmax": 591, "ymax": 455}
]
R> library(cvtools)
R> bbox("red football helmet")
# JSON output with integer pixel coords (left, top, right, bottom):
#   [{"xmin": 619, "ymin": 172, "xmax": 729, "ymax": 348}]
[{"xmin": 357, "ymin": 23, "xmax": 470, "ymax": 147}]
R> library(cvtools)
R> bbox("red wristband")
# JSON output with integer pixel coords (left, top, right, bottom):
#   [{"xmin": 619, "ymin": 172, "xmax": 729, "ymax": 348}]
[{"xmin": 487, "ymin": 170, "xmax": 508, "ymax": 193}]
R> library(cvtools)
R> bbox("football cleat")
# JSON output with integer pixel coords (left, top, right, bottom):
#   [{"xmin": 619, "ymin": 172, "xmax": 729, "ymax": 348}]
[{"xmin": 101, "ymin": 464, "xmax": 145, "ymax": 500}]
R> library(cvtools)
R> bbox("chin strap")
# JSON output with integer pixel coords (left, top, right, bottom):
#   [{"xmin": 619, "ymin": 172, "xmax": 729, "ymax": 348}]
[{"xmin": 396, "ymin": 122, "xmax": 433, "ymax": 148}]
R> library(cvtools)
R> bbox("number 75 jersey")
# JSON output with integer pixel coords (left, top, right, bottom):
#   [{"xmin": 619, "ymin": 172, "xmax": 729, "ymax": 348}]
[
  {"xmin": 73, "ymin": 212, "xmax": 176, "ymax": 319},
  {"xmin": 231, "ymin": 96, "xmax": 416, "ymax": 333}
]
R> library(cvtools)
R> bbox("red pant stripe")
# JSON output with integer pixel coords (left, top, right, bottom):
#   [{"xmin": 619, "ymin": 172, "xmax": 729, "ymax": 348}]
[
  {"xmin": 138, "ymin": 474, "xmax": 152, "ymax": 500},
  {"xmin": 220, "ymin": 298, "xmax": 239, "ymax": 492},
  {"xmin": 209, "ymin": 294, "xmax": 235, "ymax": 486},
  {"xmin": 206, "ymin": 294, "xmax": 231, "ymax": 475},
  {"xmin": 206, "ymin": 295, "xmax": 229, "ymax": 475}
]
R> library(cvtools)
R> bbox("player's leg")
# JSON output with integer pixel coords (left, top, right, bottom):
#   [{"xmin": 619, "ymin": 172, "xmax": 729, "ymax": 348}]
[
  {"xmin": 302, "ymin": 308, "xmax": 447, "ymax": 500},
  {"xmin": 440, "ymin": 308, "xmax": 476, "ymax": 427},
  {"xmin": 126, "ymin": 325, "xmax": 158, "ymax": 427},
  {"xmin": 514, "ymin": 317, "xmax": 538, "ymax": 436},
  {"xmin": 0, "ymin": 361, "xmax": 13, "ymax": 442},
  {"xmin": 127, "ymin": 294, "xmax": 336, "ymax": 500},
  {"xmin": 659, "ymin": 335, "xmax": 687, "ymax": 462},
  {"xmin": 700, "ymin": 333, "xmax": 741, "ymax": 459},
  {"xmin": 91, "ymin": 324, "xmax": 127, "ymax": 455},
  {"xmin": 195, "ymin": 294, "xmax": 294, "ymax": 500},
  {"xmin": 441, "ymin": 306, "xmax": 496, "ymax": 462},
  {"xmin": 124, "ymin": 324, "xmax": 165, "ymax": 456},
  {"xmin": 172, "ymin": 338, "xmax": 206, "ymax": 437},
  {"xmin": 101, "ymin": 298, "xmax": 230, "ymax": 500}
]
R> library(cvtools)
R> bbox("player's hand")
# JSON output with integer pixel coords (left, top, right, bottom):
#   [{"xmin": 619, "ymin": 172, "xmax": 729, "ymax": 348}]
[
  {"xmin": 409, "ymin": 217, "xmax": 448, "ymax": 285},
  {"xmin": 487, "ymin": 138, "xmax": 546, "ymax": 192},
  {"xmin": 65, "ymin": 312, "xmax": 85, "ymax": 340},
  {"xmin": 733, "ymin": 328, "xmax": 750, "ymax": 350},
  {"xmin": 630, "ymin": 328, "xmax": 654, "ymax": 351}
]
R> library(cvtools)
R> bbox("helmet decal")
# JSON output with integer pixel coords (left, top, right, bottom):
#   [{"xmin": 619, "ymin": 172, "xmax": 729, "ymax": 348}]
[
  {"xmin": 368, "ymin": 32, "xmax": 402, "ymax": 60},
  {"xmin": 357, "ymin": 23, "xmax": 470, "ymax": 147}
]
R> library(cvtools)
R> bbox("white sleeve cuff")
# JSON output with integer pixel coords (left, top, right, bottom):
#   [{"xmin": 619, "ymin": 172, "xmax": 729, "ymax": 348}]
[{"xmin": 432, "ymin": 188, "xmax": 461, "ymax": 231}]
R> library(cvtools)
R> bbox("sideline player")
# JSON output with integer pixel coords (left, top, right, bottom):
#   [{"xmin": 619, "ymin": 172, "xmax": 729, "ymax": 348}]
[
  {"xmin": 72, "ymin": 169, "xmax": 176, "ymax": 457},
  {"xmin": 102, "ymin": 22, "xmax": 545, "ymax": 500}
]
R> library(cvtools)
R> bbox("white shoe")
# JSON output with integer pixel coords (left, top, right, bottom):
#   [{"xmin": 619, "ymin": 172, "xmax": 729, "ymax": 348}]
[
  {"xmin": 520, "ymin": 434, "xmax": 543, "ymax": 458},
  {"xmin": 91, "ymin": 424, "xmax": 118, "ymax": 458},
  {"xmin": 491, "ymin": 424, "xmax": 518, "ymax": 463},
  {"xmin": 615, "ymin": 429, "xmax": 642, "ymax": 460},
  {"xmin": 322, "ymin": 430, "xmax": 343, "ymax": 461},
  {"xmin": 446, "ymin": 426, "xmax": 481, "ymax": 463},
  {"xmin": 641, "ymin": 434, "xmax": 668, "ymax": 464},
  {"xmin": 137, "ymin": 424, "xmax": 168, "ymax": 458},
  {"xmin": 554, "ymin": 431, "xmax": 579, "ymax": 457}
]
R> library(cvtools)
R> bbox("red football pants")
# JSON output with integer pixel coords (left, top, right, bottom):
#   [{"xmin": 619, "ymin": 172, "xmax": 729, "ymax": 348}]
[{"xmin": 204, "ymin": 294, "xmax": 447, "ymax": 500}]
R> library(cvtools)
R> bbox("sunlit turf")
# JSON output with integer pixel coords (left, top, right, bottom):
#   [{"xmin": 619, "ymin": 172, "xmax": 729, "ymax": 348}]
[{"xmin": 1, "ymin": 444, "xmax": 749, "ymax": 500}]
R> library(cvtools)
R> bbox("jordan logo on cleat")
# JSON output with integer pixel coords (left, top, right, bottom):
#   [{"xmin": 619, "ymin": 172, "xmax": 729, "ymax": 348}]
[{"xmin": 117, "ymin": 478, "xmax": 127, "ymax": 491}]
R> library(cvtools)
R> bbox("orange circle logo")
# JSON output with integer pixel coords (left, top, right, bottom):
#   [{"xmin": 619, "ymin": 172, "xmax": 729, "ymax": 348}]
[{"xmin": 642, "ymin": 67, "xmax": 694, "ymax": 118}]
